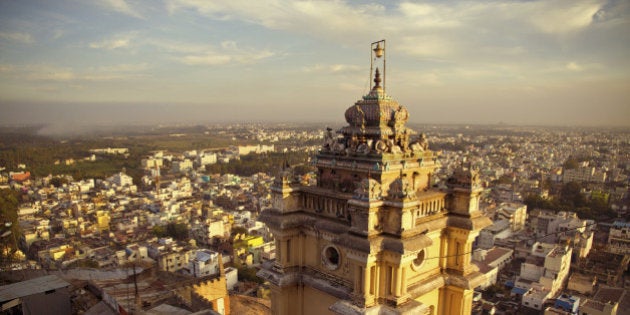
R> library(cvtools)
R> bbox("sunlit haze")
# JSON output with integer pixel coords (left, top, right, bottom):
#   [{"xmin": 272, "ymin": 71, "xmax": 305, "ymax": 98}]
[{"xmin": 1, "ymin": 0, "xmax": 629, "ymax": 128}]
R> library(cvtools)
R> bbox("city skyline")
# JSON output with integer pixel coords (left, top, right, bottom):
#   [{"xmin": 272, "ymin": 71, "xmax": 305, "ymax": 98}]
[{"xmin": 1, "ymin": 0, "xmax": 629, "ymax": 127}]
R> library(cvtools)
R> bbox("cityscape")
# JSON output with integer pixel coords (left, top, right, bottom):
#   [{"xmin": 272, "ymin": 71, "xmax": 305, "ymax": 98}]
[{"xmin": 1, "ymin": 1, "xmax": 629, "ymax": 315}]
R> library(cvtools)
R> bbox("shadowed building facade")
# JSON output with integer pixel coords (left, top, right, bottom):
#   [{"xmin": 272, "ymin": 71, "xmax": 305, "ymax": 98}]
[{"xmin": 258, "ymin": 45, "xmax": 491, "ymax": 315}]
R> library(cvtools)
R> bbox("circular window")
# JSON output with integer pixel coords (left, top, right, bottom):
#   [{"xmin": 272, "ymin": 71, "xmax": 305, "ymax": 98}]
[
  {"xmin": 411, "ymin": 250, "xmax": 426, "ymax": 271},
  {"xmin": 322, "ymin": 246, "xmax": 341, "ymax": 270}
]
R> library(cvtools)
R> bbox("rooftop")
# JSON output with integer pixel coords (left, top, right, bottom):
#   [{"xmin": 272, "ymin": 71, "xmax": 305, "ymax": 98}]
[
  {"xmin": 0, "ymin": 275, "xmax": 70, "ymax": 302},
  {"xmin": 484, "ymin": 247, "xmax": 513, "ymax": 264}
]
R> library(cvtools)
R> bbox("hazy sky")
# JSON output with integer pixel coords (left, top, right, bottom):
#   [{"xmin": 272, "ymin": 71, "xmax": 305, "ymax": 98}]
[{"xmin": 0, "ymin": 0, "xmax": 628, "ymax": 127}]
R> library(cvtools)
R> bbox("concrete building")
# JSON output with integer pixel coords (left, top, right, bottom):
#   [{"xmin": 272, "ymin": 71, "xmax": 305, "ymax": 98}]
[
  {"xmin": 517, "ymin": 243, "xmax": 573, "ymax": 310},
  {"xmin": 199, "ymin": 153, "xmax": 218, "ymax": 166},
  {"xmin": 472, "ymin": 247, "xmax": 514, "ymax": 289},
  {"xmin": 579, "ymin": 286, "xmax": 630, "ymax": 315},
  {"xmin": 107, "ymin": 172, "xmax": 133, "ymax": 187},
  {"xmin": 258, "ymin": 46, "xmax": 491, "ymax": 315},
  {"xmin": 188, "ymin": 249, "xmax": 220, "ymax": 278},
  {"xmin": 567, "ymin": 273, "xmax": 596, "ymax": 295},
  {"xmin": 193, "ymin": 218, "xmax": 227, "ymax": 245},
  {"xmin": 477, "ymin": 219, "xmax": 512, "ymax": 249},
  {"xmin": 141, "ymin": 157, "xmax": 163, "ymax": 169},
  {"xmin": 496, "ymin": 202, "xmax": 527, "ymax": 231},
  {"xmin": 176, "ymin": 255, "xmax": 230, "ymax": 315},
  {"xmin": 607, "ymin": 221, "xmax": 630, "ymax": 255},
  {"xmin": 234, "ymin": 144, "xmax": 274, "ymax": 156},
  {"xmin": 563, "ymin": 166, "xmax": 606, "ymax": 183},
  {"xmin": 172, "ymin": 159, "xmax": 193, "ymax": 173},
  {"xmin": 148, "ymin": 238, "xmax": 192, "ymax": 272},
  {"xmin": 529, "ymin": 210, "xmax": 586, "ymax": 242}
]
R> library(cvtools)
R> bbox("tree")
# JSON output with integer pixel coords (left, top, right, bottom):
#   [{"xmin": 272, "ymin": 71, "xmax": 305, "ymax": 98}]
[
  {"xmin": 152, "ymin": 222, "xmax": 189, "ymax": 240},
  {"xmin": 50, "ymin": 177, "xmax": 68, "ymax": 188},
  {"xmin": 166, "ymin": 222, "xmax": 189, "ymax": 241},
  {"xmin": 237, "ymin": 265, "xmax": 264, "ymax": 284},
  {"xmin": 0, "ymin": 189, "xmax": 20, "ymax": 261},
  {"xmin": 231, "ymin": 226, "xmax": 248, "ymax": 238},
  {"xmin": 562, "ymin": 157, "xmax": 579, "ymax": 170},
  {"xmin": 152, "ymin": 225, "xmax": 167, "ymax": 238},
  {"xmin": 560, "ymin": 182, "xmax": 586, "ymax": 208}
]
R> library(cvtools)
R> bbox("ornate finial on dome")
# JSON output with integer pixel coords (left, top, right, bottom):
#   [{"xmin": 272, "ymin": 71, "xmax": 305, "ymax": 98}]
[{"xmin": 373, "ymin": 68, "xmax": 382, "ymax": 89}]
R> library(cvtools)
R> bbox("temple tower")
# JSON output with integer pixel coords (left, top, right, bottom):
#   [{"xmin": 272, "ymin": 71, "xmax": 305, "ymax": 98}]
[{"xmin": 258, "ymin": 41, "xmax": 491, "ymax": 315}]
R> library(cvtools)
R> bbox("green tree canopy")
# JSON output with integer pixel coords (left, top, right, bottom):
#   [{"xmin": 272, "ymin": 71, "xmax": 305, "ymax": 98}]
[
  {"xmin": 0, "ymin": 189, "xmax": 21, "ymax": 259},
  {"xmin": 563, "ymin": 157, "xmax": 579, "ymax": 170}
]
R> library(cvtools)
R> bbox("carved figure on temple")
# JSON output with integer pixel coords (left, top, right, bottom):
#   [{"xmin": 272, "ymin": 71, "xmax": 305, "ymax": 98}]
[
  {"xmin": 374, "ymin": 139, "xmax": 387, "ymax": 154},
  {"xmin": 409, "ymin": 141, "xmax": 422, "ymax": 152},
  {"xmin": 393, "ymin": 106, "xmax": 408, "ymax": 126},
  {"xmin": 386, "ymin": 138, "xmax": 402, "ymax": 154},
  {"xmin": 418, "ymin": 133, "xmax": 429, "ymax": 150},
  {"xmin": 348, "ymin": 132, "xmax": 359, "ymax": 153},
  {"xmin": 388, "ymin": 174, "xmax": 415, "ymax": 200},
  {"xmin": 357, "ymin": 142, "xmax": 370, "ymax": 155},
  {"xmin": 333, "ymin": 142, "xmax": 346, "ymax": 154},
  {"xmin": 353, "ymin": 177, "xmax": 381, "ymax": 200},
  {"xmin": 323, "ymin": 127, "xmax": 335, "ymax": 150},
  {"xmin": 388, "ymin": 178, "xmax": 404, "ymax": 199},
  {"xmin": 354, "ymin": 104, "xmax": 366, "ymax": 130}
]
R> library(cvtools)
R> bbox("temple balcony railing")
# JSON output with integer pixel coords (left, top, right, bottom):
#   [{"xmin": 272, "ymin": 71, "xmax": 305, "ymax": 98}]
[
  {"xmin": 413, "ymin": 192, "xmax": 447, "ymax": 226},
  {"xmin": 300, "ymin": 188, "xmax": 351, "ymax": 222}
]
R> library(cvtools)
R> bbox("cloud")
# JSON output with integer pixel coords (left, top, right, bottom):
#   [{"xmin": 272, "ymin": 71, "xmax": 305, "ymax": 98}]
[
  {"xmin": 0, "ymin": 31, "xmax": 34, "ymax": 44},
  {"xmin": 177, "ymin": 40, "xmax": 274, "ymax": 66},
  {"xmin": 566, "ymin": 62, "xmax": 583, "ymax": 72},
  {"xmin": 90, "ymin": 32, "xmax": 137, "ymax": 50},
  {"xmin": 302, "ymin": 64, "xmax": 362, "ymax": 74},
  {"xmin": 180, "ymin": 50, "xmax": 273, "ymax": 66},
  {"xmin": 52, "ymin": 29, "xmax": 65, "ymax": 40},
  {"xmin": 523, "ymin": 0, "xmax": 603, "ymax": 34},
  {"xmin": 0, "ymin": 63, "xmax": 150, "ymax": 82},
  {"xmin": 97, "ymin": 0, "xmax": 144, "ymax": 19},
  {"xmin": 166, "ymin": 0, "xmax": 381, "ymax": 42},
  {"xmin": 166, "ymin": 1, "xmax": 607, "ymax": 61}
]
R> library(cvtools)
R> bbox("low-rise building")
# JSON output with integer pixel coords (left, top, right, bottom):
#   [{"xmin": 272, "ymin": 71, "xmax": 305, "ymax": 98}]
[
  {"xmin": 188, "ymin": 249, "xmax": 220, "ymax": 278},
  {"xmin": 496, "ymin": 202, "xmax": 527, "ymax": 231},
  {"xmin": 0, "ymin": 275, "xmax": 71, "ymax": 315},
  {"xmin": 607, "ymin": 221, "xmax": 630, "ymax": 255},
  {"xmin": 472, "ymin": 246, "xmax": 514, "ymax": 289},
  {"xmin": 516, "ymin": 242, "xmax": 573, "ymax": 309}
]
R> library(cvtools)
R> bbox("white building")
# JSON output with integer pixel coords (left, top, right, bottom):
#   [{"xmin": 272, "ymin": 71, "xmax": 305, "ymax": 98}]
[
  {"xmin": 198, "ymin": 153, "xmax": 218, "ymax": 166},
  {"xmin": 108, "ymin": 172, "xmax": 133, "ymax": 187},
  {"xmin": 529, "ymin": 210, "xmax": 586, "ymax": 241},
  {"xmin": 472, "ymin": 246, "xmax": 514, "ymax": 289},
  {"xmin": 233, "ymin": 144, "xmax": 275, "ymax": 156},
  {"xmin": 193, "ymin": 219, "xmax": 226, "ymax": 245},
  {"xmin": 477, "ymin": 219, "xmax": 512, "ymax": 249},
  {"xmin": 141, "ymin": 157, "xmax": 163, "ymax": 170},
  {"xmin": 225, "ymin": 267, "xmax": 238, "ymax": 291},
  {"xmin": 188, "ymin": 249, "xmax": 220, "ymax": 278},
  {"xmin": 172, "ymin": 159, "xmax": 193, "ymax": 173},
  {"xmin": 522, "ymin": 285, "xmax": 550, "ymax": 311},
  {"xmin": 496, "ymin": 202, "xmax": 527, "ymax": 231},
  {"xmin": 516, "ymin": 243, "xmax": 573, "ymax": 310}
]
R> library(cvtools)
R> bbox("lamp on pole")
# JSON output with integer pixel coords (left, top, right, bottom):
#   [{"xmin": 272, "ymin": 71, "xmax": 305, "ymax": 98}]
[{"xmin": 370, "ymin": 39, "xmax": 386, "ymax": 92}]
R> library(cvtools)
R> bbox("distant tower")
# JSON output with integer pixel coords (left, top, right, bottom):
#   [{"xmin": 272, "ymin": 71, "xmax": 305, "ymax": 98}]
[{"xmin": 258, "ymin": 40, "xmax": 491, "ymax": 315}]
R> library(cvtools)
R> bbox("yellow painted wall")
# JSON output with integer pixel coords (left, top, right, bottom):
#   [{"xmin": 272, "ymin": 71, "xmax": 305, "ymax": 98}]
[
  {"xmin": 304, "ymin": 236, "xmax": 318, "ymax": 265},
  {"xmin": 415, "ymin": 289, "xmax": 440, "ymax": 315},
  {"xmin": 302, "ymin": 286, "xmax": 336, "ymax": 315},
  {"xmin": 235, "ymin": 235, "xmax": 264, "ymax": 248}
]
